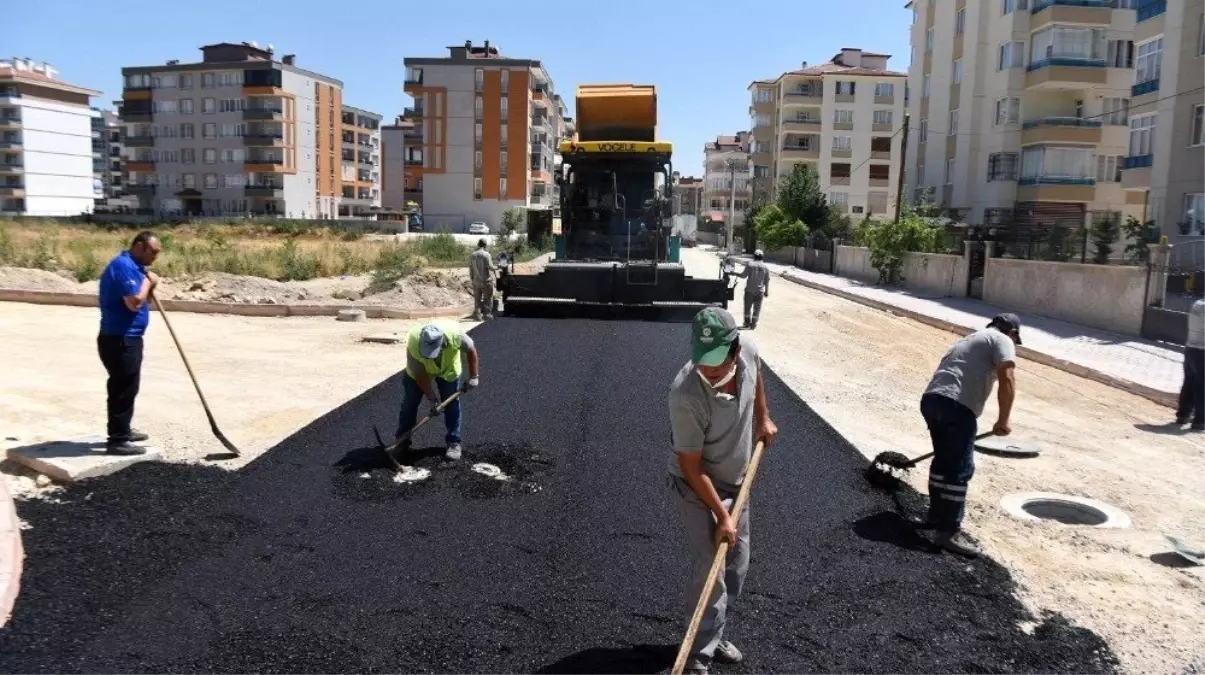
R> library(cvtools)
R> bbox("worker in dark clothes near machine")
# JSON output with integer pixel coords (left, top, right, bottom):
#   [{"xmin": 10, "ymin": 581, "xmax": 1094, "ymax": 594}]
[
  {"xmin": 914, "ymin": 313, "xmax": 1020, "ymax": 557},
  {"xmin": 1176, "ymin": 298, "xmax": 1204, "ymax": 430},
  {"xmin": 96, "ymin": 231, "xmax": 162, "ymax": 455},
  {"xmin": 397, "ymin": 321, "xmax": 480, "ymax": 461},
  {"xmin": 735, "ymin": 250, "xmax": 770, "ymax": 329},
  {"xmin": 668, "ymin": 307, "xmax": 778, "ymax": 674}
]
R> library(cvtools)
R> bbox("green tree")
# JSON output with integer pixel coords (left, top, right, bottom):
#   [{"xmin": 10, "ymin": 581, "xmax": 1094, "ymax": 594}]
[
  {"xmin": 753, "ymin": 204, "xmax": 809, "ymax": 252},
  {"xmin": 861, "ymin": 209, "xmax": 944, "ymax": 284},
  {"xmin": 776, "ymin": 164, "xmax": 829, "ymax": 235},
  {"xmin": 501, "ymin": 207, "xmax": 525, "ymax": 235},
  {"xmin": 1121, "ymin": 215, "xmax": 1153, "ymax": 265},
  {"xmin": 1090, "ymin": 213, "xmax": 1121, "ymax": 264}
]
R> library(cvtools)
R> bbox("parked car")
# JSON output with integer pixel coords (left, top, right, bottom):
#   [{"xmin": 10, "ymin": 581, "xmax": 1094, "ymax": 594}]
[{"xmin": 468, "ymin": 221, "xmax": 490, "ymax": 235}]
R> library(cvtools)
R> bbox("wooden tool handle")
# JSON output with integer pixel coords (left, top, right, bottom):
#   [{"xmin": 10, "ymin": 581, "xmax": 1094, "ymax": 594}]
[
  {"xmin": 671, "ymin": 439, "xmax": 767, "ymax": 675},
  {"xmin": 151, "ymin": 294, "xmax": 212, "ymax": 417}
]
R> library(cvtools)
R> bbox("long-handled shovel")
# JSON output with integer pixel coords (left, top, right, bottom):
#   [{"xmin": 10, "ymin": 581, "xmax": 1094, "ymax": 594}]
[
  {"xmin": 670, "ymin": 439, "xmax": 767, "ymax": 675},
  {"xmin": 864, "ymin": 431, "xmax": 995, "ymax": 490},
  {"xmin": 372, "ymin": 391, "xmax": 464, "ymax": 468},
  {"xmin": 151, "ymin": 294, "xmax": 241, "ymax": 458}
]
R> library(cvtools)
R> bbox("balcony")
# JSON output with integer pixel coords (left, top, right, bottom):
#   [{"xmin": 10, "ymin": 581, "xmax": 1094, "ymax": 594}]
[
  {"xmin": 243, "ymin": 107, "xmax": 286, "ymax": 121},
  {"xmin": 1026, "ymin": 58, "xmax": 1108, "ymax": 88},
  {"xmin": 783, "ymin": 89, "xmax": 824, "ymax": 106},
  {"xmin": 0, "ymin": 186, "xmax": 25, "ymax": 197},
  {"xmin": 1017, "ymin": 175, "xmax": 1096, "ymax": 201},
  {"xmin": 404, "ymin": 107, "xmax": 424, "ymax": 118},
  {"xmin": 1030, "ymin": 0, "xmax": 1112, "ymax": 28},
  {"xmin": 124, "ymin": 135, "xmax": 155, "ymax": 147},
  {"xmin": 1137, "ymin": 0, "xmax": 1166, "ymax": 21},
  {"xmin": 783, "ymin": 118, "xmax": 822, "ymax": 132},
  {"xmin": 0, "ymin": 117, "xmax": 21, "ymax": 129},
  {"xmin": 245, "ymin": 158, "xmax": 286, "ymax": 172},
  {"xmin": 404, "ymin": 157, "xmax": 423, "ymax": 166},
  {"xmin": 127, "ymin": 184, "xmax": 156, "ymax": 194},
  {"xmin": 126, "ymin": 160, "xmax": 155, "ymax": 172},
  {"xmin": 1131, "ymin": 78, "xmax": 1159, "ymax": 97},
  {"xmin": 1122, "ymin": 154, "xmax": 1154, "ymax": 169},
  {"xmin": 781, "ymin": 145, "xmax": 820, "ymax": 160},
  {"xmin": 404, "ymin": 77, "xmax": 423, "ymax": 89},
  {"xmin": 244, "ymin": 133, "xmax": 285, "ymax": 147},
  {"xmin": 245, "ymin": 185, "xmax": 284, "ymax": 198},
  {"xmin": 832, "ymin": 149, "xmax": 852, "ymax": 159},
  {"xmin": 0, "ymin": 139, "xmax": 22, "ymax": 150},
  {"xmin": 829, "ymin": 176, "xmax": 851, "ymax": 186},
  {"xmin": 1021, "ymin": 117, "xmax": 1103, "ymax": 144},
  {"xmin": 1121, "ymin": 155, "xmax": 1152, "ymax": 188}
]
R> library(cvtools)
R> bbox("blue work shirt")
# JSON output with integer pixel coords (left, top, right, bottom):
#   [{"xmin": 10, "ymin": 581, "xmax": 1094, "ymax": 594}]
[{"xmin": 98, "ymin": 251, "xmax": 150, "ymax": 337}]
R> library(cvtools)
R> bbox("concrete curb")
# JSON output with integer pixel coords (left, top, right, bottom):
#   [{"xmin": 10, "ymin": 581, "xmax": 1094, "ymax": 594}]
[
  {"xmin": 0, "ymin": 476, "xmax": 22, "ymax": 628},
  {"xmin": 773, "ymin": 270, "xmax": 1178, "ymax": 409},
  {"xmin": 0, "ymin": 289, "xmax": 475, "ymax": 321}
]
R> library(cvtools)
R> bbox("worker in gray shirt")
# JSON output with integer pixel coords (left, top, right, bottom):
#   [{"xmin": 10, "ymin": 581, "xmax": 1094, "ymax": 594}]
[
  {"xmin": 1176, "ymin": 298, "xmax": 1204, "ymax": 431},
  {"xmin": 667, "ymin": 307, "xmax": 778, "ymax": 674},
  {"xmin": 735, "ymin": 249, "xmax": 770, "ymax": 329},
  {"xmin": 915, "ymin": 313, "xmax": 1020, "ymax": 558},
  {"xmin": 468, "ymin": 239, "xmax": 496, "ymax": 321}
]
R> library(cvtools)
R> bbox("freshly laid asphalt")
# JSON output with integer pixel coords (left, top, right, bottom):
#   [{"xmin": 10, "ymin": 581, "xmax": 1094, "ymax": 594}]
[{"xmin": 1, "ymin": 317, "xmax": 1118, "ymax": 673}]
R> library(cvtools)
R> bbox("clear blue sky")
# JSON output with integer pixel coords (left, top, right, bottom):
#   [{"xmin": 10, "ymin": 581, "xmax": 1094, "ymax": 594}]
[{"xmin": 8, "ymin": 0, "xmax": 912, "ymax": 174}]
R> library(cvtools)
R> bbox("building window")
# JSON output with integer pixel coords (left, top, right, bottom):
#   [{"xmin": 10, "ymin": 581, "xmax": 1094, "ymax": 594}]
[
  {"xmin": 926, "ymin": 27, "xmax": 934, "ymax": 52},
  {"xmin": 1191, "ymin": 104, "xmax": 1205, "ymax": 146},
  {"xmin": 949, "ymin": 109, "xmax": 959, "ymax": 135},
  {"xmin": 836, "ymin": 81, "xmax": 856, "ymax": 96},
  {"xmin": 1031, "ymin": 26, "xmax": 1105, "ymax": 65},
  {"xmin": 1096, "ymin": 155, "xmax": 1122, "ymax": 182},
  {"xmin": 1199, "ymin": 13, "xmax": 1205, "ymax": 56},
  {"xmin": 217, "ymin": 71, "xmax": 242, "ymax": 87},
  {"xmin": 500, "ymin": 69, "xmax": 509, "ymax": 89},
  {"xmin": 474, "ymin": 96, "xmax": 483, "ymax": 121},
  {"xmin": 1184, "ymin": 194, "xmax": 1204, "ymax": 234},
  {"xmin": 474, "ymin": 68, "xmax": 484, "ymax": 92},
  {"xmin": 500, "ymin": 151, "xmax": 507, "ymax": 170},
  {"xmin": 919, "ymin": 118, "xmax": 928, "ymax": 143},
  {"xmin": 917, "ymin": 164, "xmax": 926, "ymax": 185},
  {"xmin": 1021, "ymin": 145, "xmax": 1094, "ymax": 181},
  {"xmin": 202, "ymin": 98, "xmax": 216, "ymax": 114},
  {"xmin": 181, "ymin": 148, "xmax": 195, "ymax": 164},
  {"xmin": 219, "ymin": 123, "xmax": 244, "ymax": 138},
  {"xmin": 922, "ymin": 74, "xmax": 931, "ymax": 98},
  {"xmin": 474, "ymin": 177, "xmax": 482, "ymax": 200},
  {"xmin": 152, "ymin": 100, "xmax": 177, "ymax": 114},
  {"xmin": 201, "ymin": 73, "xmax": 215, "ymax": 89},
  {"xmin": 500, "ymin": 177, "xmax": 507, "ymax": 197},
  {"xmin": 830, "ymin": 192, "xmax": 849, "ymax": 207},
  {"xmin": 912, "ymin": 3, "xmax": 919, "ymax": 23},
  {"xmin": 1135, "ymin": 38, "xmax": 1163, "ymax": 84},
  {"xmin": 944, "ymin": 158, "xmax": 955, "ymax": 185},
  {"xmin": 874, "ymin": 82, "xmax": 894, "ymax": 97},
  {"xmin": 834, "ymin": 109, "xmax": 854, "ymax": 124},
  {"xmin": 833, "ymin": 135, "xmax": 852, "ymax": 150},
  {"xmin": 998, "ymin": 41, "xmax": 1024, "ymax": 70},
  {"xmin": 203, "ymin": 148, "xmax": 217, "ymax": 164},
  {"xmin": 178, "ymin": 74, "xmax": 193, "ymax": 89},
  {"xmin": 995, "ymin": 97, "xmax": 1021, "ymax": 125},
  {"xmin": 754, "ymin": 88, "xmax": 772, "ymax": 103},
  {"xmin": 221, "ymin": 148, "xmax": 246, "ymax": 163},
  {"xmin": 873, "ymin": 110, "xmax": 893, "ymax": 125},
  {"xmin": 501, "ymin": 98, "xmax": 508, "ymax": 122},
  {"xmin": 475, "ymin": 150, "xmax": 482, "ymax": 170},
  {"xmin": 1107, "ymin": 40, "xmax": 1134, "ymax": 68},
  {"xmin": 952, "ymin": 59, "xmax": 963, "ymax": 84},
  {"xmin": 183, "ymin": 173, "xmax": 195, "ymax": 189},
  {"xmin": 203, "ymin": 173, "xmax": 217, "ymax": 189},
  {"xmin": 1003, "ymin": 0, "xmax": 1029, "ymax": 14},
  {"xmin": 987, "ymin": 152, "xmax": 1019, "ymax": 181},
  {"xmin": 955, "ymin": 8, "xmax": 966, "ymax": 35},
  {"xmin": 500, "ymin": 125, "xmax": 508, "ymax": 146},
  {"xmin": 475, "ymin": 123, "xmax": 482, "ymax": 143},
  {"xmin": 203, "ymin": 123, "xmax": 216, "ymax": 139},
  {"xmin": 219, "ymin": 99, "xmax": 244, "ymax": 113},
  {"xmin": 1129, "ymin": 113, "xmax": 1157, "ymax": 156},
  {"xmin": 180, "ymin": 99, "xmax": 194, "ymax": 115},
  {"xmin": 1102, "ymin": 97, "xmax": 1129, "ymax": 125},
  {"xmin": 180, "ymin": 123, "xmax": 194, "ymax": 139}
]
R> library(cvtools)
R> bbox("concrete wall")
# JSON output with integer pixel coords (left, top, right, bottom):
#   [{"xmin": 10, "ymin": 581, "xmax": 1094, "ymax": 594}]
[
  {"xmin": 834, "ymin": 245, "xmax": 877, "ymax": 283},
  {"xmin": 901, "ymin": 251, "xmax": 967, "ymax": 298},
  {"xmin": 983, "ymin": 258, "xmax": 1147, "ymax": 336}
]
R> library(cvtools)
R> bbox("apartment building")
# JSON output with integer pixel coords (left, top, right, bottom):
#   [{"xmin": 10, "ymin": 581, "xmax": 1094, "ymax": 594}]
[
  {"xmin": 703, "ymin": 132, "xmax": 752, "ymax": 227},
  {"xmin": 750, "ymin": 48, "xmax": 907, "ymax": 219},
  {"xmin": 91, "ymin": 108, "xmax": 128, "ymax": 202},
  {"xmin": 403, "ymin": 40, "xmax": 565, "ymax": 231},
  {"xmin": 339, "ymin": 104, "xmax": 381, "ymax": 217},
  {"xmin": 672, "ymin": 173, "xmax": 705, "ymax": 216},
  {"xmin": 1, "ymin": 58, "xmax": 101, "ymax": 216},
  {"xmin": 1121, "ymin": 0, "xmax": 1204, "ymax": 239},
  {"xmin": 905, "ymin": 0, "xmax": 1144, "ymax": 233},
  {"xmin": 381, "ymin": 116, "xmax": 416, "ymax": 212},
  {"xmin": 120, "ymin": 42, "xmax": 348, "ymax": 219}
]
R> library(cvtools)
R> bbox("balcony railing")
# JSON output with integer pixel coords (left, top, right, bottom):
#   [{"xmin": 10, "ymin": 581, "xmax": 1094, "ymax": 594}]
[
  {"xmin": 404, "ymin": 78, "xmax": 422, "ymax": 87},
  {"xmin": 404, "ymin": 107, "xmax": 424, "ymax": 118},
  {"xmin": 1122, "ymin": 154, "xmax": 1154, "ymax": 169},
  {"xmin": 0, "ymin": 139, "xmax": 23, "ymax": 150},
  {"xmin": 1021, "ymin": 116, "xmax": 1104, "ymax": 129},
  {"xmin": 245, "ymin": 185, "xmax": 283, "ymax": 197},
  {"xmin": 1032, "ymin": 0, "xmax": 1106, "ymax": 13},
  {"xmin": 1027, "ymin": 56, "xmax": 1107, "ymax": 71},
  {"xmin": 1137, "ymin": 0, "xmax": 1166, "ymax": 21},
  {"xmin": 785, "ymin": 89, "xmax": 823, "ymax": 97},
  {"xmin": 1132, "ymin": 78, "xmax": 1159, "ymax": 97},
  {"xmin": 1018, "ymin": 175, "xmax": 1096, "ymax": 185}
]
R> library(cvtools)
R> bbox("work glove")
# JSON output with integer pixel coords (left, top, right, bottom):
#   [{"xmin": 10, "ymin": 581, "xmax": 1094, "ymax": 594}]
[{"xmin": 462, "ymin": 376, "xmax": 480, "ymax": 393}]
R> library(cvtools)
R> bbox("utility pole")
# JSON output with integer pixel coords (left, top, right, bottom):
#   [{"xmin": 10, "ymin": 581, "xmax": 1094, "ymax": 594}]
[
  {"xmin": 894, "ymin": 113, "xmax": 910, "ymax": 223},
  {"xmin": 726, "ymin": 159, "xmax": 737, "ymax": 254}
]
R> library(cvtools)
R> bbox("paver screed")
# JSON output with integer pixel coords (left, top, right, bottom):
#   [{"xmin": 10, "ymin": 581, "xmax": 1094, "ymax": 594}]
[{"xmin": 0, "ymin": 318, "xmax": 1117, "ymax": 673}]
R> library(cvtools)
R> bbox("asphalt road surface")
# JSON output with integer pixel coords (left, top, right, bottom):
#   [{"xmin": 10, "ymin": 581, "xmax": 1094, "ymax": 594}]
[{"xmin": 1, "ymin": 317, "xmax": 1117, "ymax": 673}]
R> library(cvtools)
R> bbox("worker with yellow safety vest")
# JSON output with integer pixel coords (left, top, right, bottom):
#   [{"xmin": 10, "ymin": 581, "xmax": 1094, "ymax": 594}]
[{"xmin": 397, "ymin": 321, "xmax": 480, "ymax": 460}]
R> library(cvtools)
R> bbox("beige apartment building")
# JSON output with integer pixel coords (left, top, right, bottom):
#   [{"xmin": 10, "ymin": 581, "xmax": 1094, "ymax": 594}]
[
  {"xmin": 1120, "ymin": 0, "xmax": 1204, "ymax": 239},
  {"xmin": 403, "ymin": 40, "xmax": 565, "ymax": 232},
  {"xmin": 905, "ymin": 0, "xmax": 1145, "ymax": 232},
  {"xmin": 672, "ymin": 173, "xmax": 704, "ymax": 216},
  {"xmin": 749, "ymin": 48, "xmax": 907, "ymax": 219},
  {"xmin": 702, "ymin": 132, "xmax": 751, "ymax": 227}
]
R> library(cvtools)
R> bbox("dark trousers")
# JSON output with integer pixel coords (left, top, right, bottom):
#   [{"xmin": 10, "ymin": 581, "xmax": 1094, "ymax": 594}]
[
  {"xmin": 1178, "ymin": 347, "xmax": 1204, "ymax": 425},
  {"xmin": 920, "ymin": 393, "xmax": 977, "ymax": 532},
  {"xmin": 97, "ymin": 334, "xmax": 143, "ymax": 443},
  {"xmin": 395, "ymin": 373, "xmax": 462, "ymax": 445}
]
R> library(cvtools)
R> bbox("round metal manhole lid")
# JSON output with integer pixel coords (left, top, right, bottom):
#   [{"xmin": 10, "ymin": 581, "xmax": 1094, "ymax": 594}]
[
  {"xmin": 1001, "ymin": 492, "xmax": 1130, "ymax": 528},
  {"xmin": 976, "ymin": 436, "xmax": 1040, "ymax": 457}
]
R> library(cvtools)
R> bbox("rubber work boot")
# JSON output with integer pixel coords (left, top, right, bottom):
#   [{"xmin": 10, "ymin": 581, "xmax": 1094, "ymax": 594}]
[
  {"xmin": 933, "ymin": 530, "xmax": 980, "ymax": 558},
  {"xmin": 683, "ymin": 657, "xmax": 709, "ymax": 675},
  {"xmin": 445, "ymin": 443, "xmax": 463, "ymax": 461},
  {"xmin": 106, "ymin": 441, "xmax": 147, "ymax": 456},
  {"xmin": 714, "ymin": 641, "xmax": 744, "ymax": 665},
  {"xmin": 129, "ymin": 429, "xmax": 150, "ymax": 443}
]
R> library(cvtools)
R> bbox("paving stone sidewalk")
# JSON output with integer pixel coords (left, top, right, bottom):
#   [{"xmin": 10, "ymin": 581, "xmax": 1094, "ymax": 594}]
[{"xmin": 725, "ymin": 253, "xmax": 1185, "ymax": 403}]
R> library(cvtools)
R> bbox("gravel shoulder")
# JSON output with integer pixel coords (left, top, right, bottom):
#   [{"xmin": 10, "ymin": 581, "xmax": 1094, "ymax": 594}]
[{"xmin": 681, "ymin": 247, "xmax": 1204, "ymax": 675}]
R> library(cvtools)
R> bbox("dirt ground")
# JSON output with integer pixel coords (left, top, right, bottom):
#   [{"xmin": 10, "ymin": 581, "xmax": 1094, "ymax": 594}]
[{"xmin": 680, "ymin": 247, "xmax": 1204, "ymax": 675}]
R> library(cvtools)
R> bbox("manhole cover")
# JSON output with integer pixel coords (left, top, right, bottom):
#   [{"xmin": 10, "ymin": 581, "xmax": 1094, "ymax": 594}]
[
  {"xmin": 471, "ymin": 463, "xmax": 508, "ymax": 480},
  {"xmin": 1001, "ymin": 492, "xmax": 1130, "ymax": 528},
  {"xmin": 975, "ymin": 436, "xmax": 1040, "ymax": 457}
]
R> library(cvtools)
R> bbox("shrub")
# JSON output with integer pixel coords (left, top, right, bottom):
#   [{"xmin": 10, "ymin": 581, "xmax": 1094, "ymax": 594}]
[
  {"xmin": 413, "ymin": 232, "xmax": 469, "ymax": 264},
  {"xmin": 277, "ymin": 239, "xmax": 320, "ymax": 281},
  {"xmin": 369, "ymin": 245, "xmax": 420, "ymax": 293},
  {"xmin": 752, "ymin": 204, "xmax": 809, "ymax": 252},
  {"xmin": 861, "ymin": 211, "xmax": 944, "ymax": 284}
]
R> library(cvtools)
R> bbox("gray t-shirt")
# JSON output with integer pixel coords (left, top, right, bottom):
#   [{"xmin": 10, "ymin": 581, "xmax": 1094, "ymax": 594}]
[
  {"xmin": 469, "ymin": 249, "xmax": 494, "ymax": 284},
  {"xmin": 739, "ymin": 261, "xmax": 771, "ymax": 296},
  {"xmin": 667, "ymin": 336, "xmax": 761, "ymax": 490},
  {"xmin": 1187, "ymin": 299, "xmax": 1204, "ymax": 349},
  {"xmin": 924, "ymin": 328, "xmax": 1016, "ymax": 417}
]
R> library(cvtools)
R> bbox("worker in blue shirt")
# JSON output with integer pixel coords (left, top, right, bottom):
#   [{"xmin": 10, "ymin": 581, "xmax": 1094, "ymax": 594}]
[{"xmin": 97, "ymin": 231, "xmax": 162, "ymax": 455}]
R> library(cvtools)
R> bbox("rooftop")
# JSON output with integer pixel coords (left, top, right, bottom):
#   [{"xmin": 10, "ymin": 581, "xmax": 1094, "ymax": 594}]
[{"xmin": 0, "ymin": 58, "xmax": 101, "ymax": 96}]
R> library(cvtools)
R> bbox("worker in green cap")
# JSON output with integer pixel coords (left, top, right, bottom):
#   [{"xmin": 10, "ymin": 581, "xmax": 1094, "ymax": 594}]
[{"xmin": 666, "ymin": 306, "xmax": 778, "ymax": 674}]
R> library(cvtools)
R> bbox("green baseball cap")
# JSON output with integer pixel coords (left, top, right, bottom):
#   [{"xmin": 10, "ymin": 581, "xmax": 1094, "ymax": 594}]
[{"xmin": 692, "ymin": 307, "xmax": 739, "ymax": 366}]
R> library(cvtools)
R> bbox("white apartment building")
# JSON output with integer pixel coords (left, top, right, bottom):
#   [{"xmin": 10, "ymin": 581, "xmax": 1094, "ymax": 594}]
[
  {"xmin": 1120, "ymin": 0, "xmax": 1204, "ymax": 240},
  {"xmin": 1, "ymin": 58, "xmax": 101, "ymax": 216},
  {"xmin": 749, "ymin": 48, "xmax": 907, "ymax": 219},
  {"xmin": 702, "ymin": 132, "xmax": 751, "ymax": 228},
  {"xmin": 905, "ymin": 0, "xmax": 1140, "ymax": 232}
]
